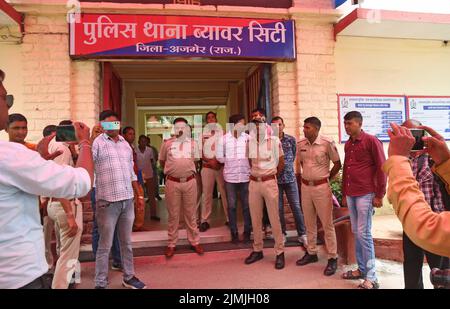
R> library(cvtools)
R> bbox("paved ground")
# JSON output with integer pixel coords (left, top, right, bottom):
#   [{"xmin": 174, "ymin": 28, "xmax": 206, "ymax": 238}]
[{"xmin": 77, "ymin": 246, "xmax": 433, "ymax": 289}]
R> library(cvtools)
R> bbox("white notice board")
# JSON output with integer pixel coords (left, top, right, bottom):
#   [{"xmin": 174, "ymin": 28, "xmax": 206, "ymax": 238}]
[
  {"xmin": 407, "ymin": 96, "xmax": 450, "ymax": 140},
  {"xmin": 338, "ymin": 94, "xmax": 406, "ymax": 143}
]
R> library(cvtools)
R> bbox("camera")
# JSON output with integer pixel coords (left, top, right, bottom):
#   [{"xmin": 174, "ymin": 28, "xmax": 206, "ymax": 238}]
[{"xmin": 409, "ymin": 128, "xmax": 425, "ymax": 151}]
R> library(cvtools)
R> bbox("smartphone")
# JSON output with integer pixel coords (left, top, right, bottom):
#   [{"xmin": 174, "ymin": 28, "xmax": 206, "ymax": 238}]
[
  {"xmin": 101, "ymin": 121, "xmax": 120, "ymax": 131},
  {"xmin": 56, "ymin": 125, "xmax": 77, "ymax": 142},
  {"xmin": 410, "ymin": 129, "xmax": 425, "ymax": 151},
  {"xmin": 6, "ymin": 94, "xmax": 13, "ymax": 109}
]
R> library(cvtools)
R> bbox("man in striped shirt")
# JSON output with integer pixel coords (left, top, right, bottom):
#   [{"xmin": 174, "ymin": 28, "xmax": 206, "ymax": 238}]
[{"xmin": 401, "ymin": 119, "xmax": 448, "ymax": 289}]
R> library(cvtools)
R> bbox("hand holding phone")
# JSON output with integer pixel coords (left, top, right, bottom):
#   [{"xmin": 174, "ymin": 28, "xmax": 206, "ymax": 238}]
[
  {"xmin": 419, "ymin": 125, "xmax": 450, "ymax": 166},
  {"xmin": 73, "ymin": 122, "xmax": 91, "ymax": 142}
]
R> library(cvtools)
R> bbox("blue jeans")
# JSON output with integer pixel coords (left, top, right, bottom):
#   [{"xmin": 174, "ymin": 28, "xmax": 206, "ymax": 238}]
[
  {"xmin": 95, "ymin": 198, "xmax": 135, "ymax": 287},
  {"xmin": 347, "ymin": 193, "xmax": 377, "ymax": 282},
  {"xmin": 278, "ymin": 180, "xmax": 306, "ymax": 236},
  {"xmin": 91, "ymin": 189, "xmax": 121, "ymax": 265},
  {"xmin": 225, "ymin": 182, "xmax": 252, "ymax": 235}
]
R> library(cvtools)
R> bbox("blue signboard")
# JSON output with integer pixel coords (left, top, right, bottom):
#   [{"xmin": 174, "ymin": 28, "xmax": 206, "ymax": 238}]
[
  {"xmin": 70, "ymin": 14, "xmax": 296, "ymax": 61},
  {"xmin": 338, "ymin": 94, "xmax": 407, "ymax": 142}
]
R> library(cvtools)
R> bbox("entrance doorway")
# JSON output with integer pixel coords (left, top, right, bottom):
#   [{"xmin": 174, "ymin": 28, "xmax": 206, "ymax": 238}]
[{"xmin": 105, "ymin": 60, "xmax": 272, "ymax": 245}]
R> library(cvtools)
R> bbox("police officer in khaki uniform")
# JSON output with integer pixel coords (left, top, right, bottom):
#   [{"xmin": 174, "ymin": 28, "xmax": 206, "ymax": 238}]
[
  {"xmin": 199, "ymin": 111, "xmax": 229, "ymax": 232},
  {"xmin": 296, "ymin": 117, "xmax": 342, "ymax": 276},
  {"xmin": 244, "ymin": 118, "xmax": 286, "ymax": 270},
  {"xmin": 159, "ymin": 118, "xmax": 204, "ymax": 258}
]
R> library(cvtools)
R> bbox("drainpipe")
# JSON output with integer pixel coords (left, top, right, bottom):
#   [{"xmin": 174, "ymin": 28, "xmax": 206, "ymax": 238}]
[{"xmin": 263, "ymin": 64, "xmax": 272, "ymax": 122}]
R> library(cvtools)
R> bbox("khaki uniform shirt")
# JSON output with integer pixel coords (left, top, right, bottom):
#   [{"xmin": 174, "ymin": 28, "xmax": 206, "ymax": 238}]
[
  {"xmin": 159, "ymin": 137, "xmax": 200, "ymax": 178},
  {"xmin": 248, "ymin": 135, "xmax": 284, "ymax": 178},
  {"xmin": 298, "ymin": 135, "xmax": 340, "ymax": 181}
]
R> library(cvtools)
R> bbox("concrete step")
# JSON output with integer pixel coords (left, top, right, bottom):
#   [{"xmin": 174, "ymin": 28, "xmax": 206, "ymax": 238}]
[{"xmin": 80, "ymin": 215, "xmax": 405, "ymax": 263}]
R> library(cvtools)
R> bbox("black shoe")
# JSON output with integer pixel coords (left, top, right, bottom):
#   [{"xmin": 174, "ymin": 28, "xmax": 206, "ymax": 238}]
[
  {"xmin": 296, "ymin": 253, "xmax": 318, "ymax": 266},
  {"xmin": 244, "ymin": 251, "xmax": 264, "ymax": 264},
  {"xmin": 95, "ymin": 286, "xmax": 106, "ymax": 289},
  {"xmin": 199, "ymin": 222, "xmax": 210, "ymax": 232},
  {"xmin": 231, "ymin": 233, "xmax": 239, "ymax": 244},
  {"xmin": 324, "ymin": 258, "xmax": 338, "ymax": 276},
  {"xmin": 111, "ymin": 262, "xmax": 123, "ymax": 272},
  {"xmin": 275, "ymin": 253, "xmax": 285, "ymax": 270},
  {"xmin": 156, "ymin": 196, "xmax": 162, "ymax": 201}
]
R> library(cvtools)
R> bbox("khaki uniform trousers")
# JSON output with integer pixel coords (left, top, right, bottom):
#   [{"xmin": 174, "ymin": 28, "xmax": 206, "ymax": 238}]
[
  {"xmin": 165, "ymin": 178, "xmax": 200, "ymax": 247},
  {"xmin": 301, "ymin": 183, "xmax": 338, "ymax": 259},
  {"xmin": 47, "ymin": 200, "xmax": 83, "ymax": 289},
  {"xmin": 249, "ymin": 179, "xmax": 284, "ymax": 255},
  {"xmin": 43, "ymin": 215, "xmax": 56, "ymax": 270},
  {"xmin": 201, "ymin": 166, "xmax": 229, "ymax": 223}
]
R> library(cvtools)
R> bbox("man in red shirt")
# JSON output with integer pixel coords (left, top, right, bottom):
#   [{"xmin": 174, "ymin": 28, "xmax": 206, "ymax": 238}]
[{"xmin": 341, "ymin": 111, "xmax": 387, "ymax": 289}]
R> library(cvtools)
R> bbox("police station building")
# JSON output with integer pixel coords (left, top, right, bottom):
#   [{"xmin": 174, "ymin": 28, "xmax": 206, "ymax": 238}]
[{"xmin": 1, "ymin": 0, "xmax": 449, "ymax": 244}]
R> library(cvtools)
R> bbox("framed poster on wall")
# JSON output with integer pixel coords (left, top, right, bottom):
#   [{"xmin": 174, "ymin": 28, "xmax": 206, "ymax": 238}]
[
  {"xmin": 407, "ymin": 96, "xmax": 450, "ymax": 141},
  {"xmin": 338, "ymin": 94, "xmax": 407, "ymax": 143}
]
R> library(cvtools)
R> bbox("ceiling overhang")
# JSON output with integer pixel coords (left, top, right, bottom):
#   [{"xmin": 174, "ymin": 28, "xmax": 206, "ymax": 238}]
[{"xmin": 334, "ymin": 8, "xmax": 450, "ymax": 41}]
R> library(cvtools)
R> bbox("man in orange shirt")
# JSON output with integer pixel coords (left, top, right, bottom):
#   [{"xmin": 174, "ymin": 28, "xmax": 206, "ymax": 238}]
[
  {"xmin": 384, "ymin": 123, "xmax": 450, "ymax": 258},
  {"xmin": 6, "ymin": 113, "xmax": 36, "ymax": 150}
]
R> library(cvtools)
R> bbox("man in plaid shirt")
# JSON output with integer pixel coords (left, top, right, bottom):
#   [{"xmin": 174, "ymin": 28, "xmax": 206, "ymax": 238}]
[
  {"xmin": 92, "ymin": 110, "xmax": 146, "ymax": 289},
  {"xmin": 402, "ymin": 119, "xmax": 448, "ymax": 289}
]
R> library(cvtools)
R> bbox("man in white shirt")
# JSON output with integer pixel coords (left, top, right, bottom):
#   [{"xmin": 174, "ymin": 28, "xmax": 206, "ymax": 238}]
[
  {"xmin": 217, "ymin": 114, "xmax": 252, "ymax": 244},
  {"xmin": 136, "ymin": 134, "xmax": 159, "ymax": 223},
  {"xmin": 0, "ymin": 69, "xmax": 94, "ymax": 289}
]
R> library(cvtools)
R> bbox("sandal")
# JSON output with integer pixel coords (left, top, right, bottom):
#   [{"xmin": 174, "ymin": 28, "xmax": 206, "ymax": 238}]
[
  {"xmin": 358, "ymin": 280, "xmax": 379, "ymax": 289},
  {"xmin": 342, "ymin": 269, "xmax": 363, "ymax": 280}
]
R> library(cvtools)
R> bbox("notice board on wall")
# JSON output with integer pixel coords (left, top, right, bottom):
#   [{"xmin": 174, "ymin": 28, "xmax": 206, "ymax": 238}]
[
  {"xmin": 337, "ymin": 94, "xmax": 407, "ymax": 143},
  {"xmin": 407, "ymin": 96, "xmax": 450, "ymax": 140}
]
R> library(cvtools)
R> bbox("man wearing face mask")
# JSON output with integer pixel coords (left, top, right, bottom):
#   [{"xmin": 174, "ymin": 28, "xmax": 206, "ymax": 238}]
[
  {"xmin": 159, "ymin": 118, "xmax": 204, "ymax": 258},
  {"xmin": 92, "ymin": 110, "xmax": 146, "ymax": 289}
]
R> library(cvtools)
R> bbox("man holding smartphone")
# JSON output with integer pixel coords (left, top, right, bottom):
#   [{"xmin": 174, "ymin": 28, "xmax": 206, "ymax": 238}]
[
  {"xmin": 92, "ymin": 110, "xmax": 146, "ymax": 289},
  {"xmin": 400, "ymin": 119, "xmax": 448, "ymax": 289},
  {"xmin": 0, "ymin": 69, "xmax": 94, "ymax": 289}
]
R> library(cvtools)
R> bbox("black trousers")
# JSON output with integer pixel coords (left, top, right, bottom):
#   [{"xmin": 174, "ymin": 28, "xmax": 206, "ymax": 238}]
[
  {"xmin": 19, "ymin": 274, "xmax": 52, "ymax": 289},
  {"xmin": 403, "ymin": 232, "xmax": 449, "ymax": 289}
]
